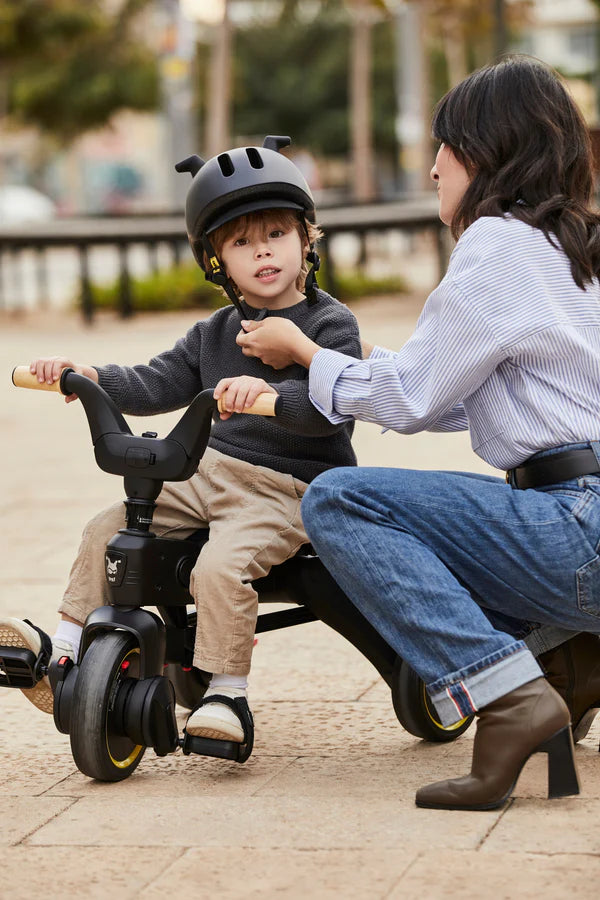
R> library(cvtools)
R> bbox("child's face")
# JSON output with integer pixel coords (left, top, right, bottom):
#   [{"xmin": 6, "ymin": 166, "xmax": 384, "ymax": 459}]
[
  {"xmin": 430, "ymin": 143, "xmax": 471, "ymax": 226},
  {"xmin": 219, "ymin": 217, "xmax": 307, "ymax": 309}
]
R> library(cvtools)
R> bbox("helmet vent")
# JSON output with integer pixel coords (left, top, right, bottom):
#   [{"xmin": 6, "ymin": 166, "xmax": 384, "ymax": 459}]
[
  {"xmin": 246, "ymin": 148, "xmax": 264, "ymax": 169},
  {"xmin": 217, "ymin": 154, "xmax": 235, "ymax": 176}
]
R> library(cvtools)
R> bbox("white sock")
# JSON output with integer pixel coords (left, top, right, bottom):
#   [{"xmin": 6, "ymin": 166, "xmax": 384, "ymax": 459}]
[
  {"xmin": 52, "ymin": 620, "xmax": 83, "ymax": 658},
  {"xmin": 208, "ymin": 673, "xmax": 248, "ymax": 694}
]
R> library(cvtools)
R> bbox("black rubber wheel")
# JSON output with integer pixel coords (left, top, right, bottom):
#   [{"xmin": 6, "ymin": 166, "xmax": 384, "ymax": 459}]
[
  {"xmin": 70, "ymin": 631, "xmax": 146, "ymax": 781},
  {"xmin": 391, "ymin": 656, "xmax": 474, "ymax": 742},
  {"xmin": 164, "ymin": 663, "xmax": 209, "ymax": 710}
]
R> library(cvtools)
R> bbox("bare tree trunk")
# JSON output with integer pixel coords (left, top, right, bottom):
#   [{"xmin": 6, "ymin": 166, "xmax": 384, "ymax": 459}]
[
  {"xmin": 206, "ymin": 0, "xmax": 232, "ymax": 157},
  {"xmin": 349, "ymin": 0, "xmax": 376, "ymax": 202},
  {"xmin": 396, "ymin": 1, "xmax": 431, "ymax": 192},
  {"xmin": 441, "ymin": 17, "xmax": 468, "ymax": 86},
  {"xmin": 493, "ymin": 0, "xmax": 507, "ymax": 60}
]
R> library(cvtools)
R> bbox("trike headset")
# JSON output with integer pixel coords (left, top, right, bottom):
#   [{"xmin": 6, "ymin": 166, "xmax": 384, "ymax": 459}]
[{"xmin": 175, "ymin": 134, "xmax": 321, "ymax": 321}]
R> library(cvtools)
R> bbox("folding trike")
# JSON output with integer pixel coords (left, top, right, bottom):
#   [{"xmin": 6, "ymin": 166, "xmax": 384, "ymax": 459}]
[{"xmin": 0, "ymin": 366, "xmax": 473, "ymax": 781}]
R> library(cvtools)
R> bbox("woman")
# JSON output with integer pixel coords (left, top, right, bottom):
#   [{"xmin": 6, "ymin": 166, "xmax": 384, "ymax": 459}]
[{"xmin": 236, "ymin": 56, "xmax": 600, "ymax": 810}]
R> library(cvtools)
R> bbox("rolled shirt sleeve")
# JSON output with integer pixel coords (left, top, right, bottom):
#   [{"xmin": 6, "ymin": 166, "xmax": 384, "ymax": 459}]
[{"xmin": 309, "ymin": 280, "xmax": 506, "ymax": 434}]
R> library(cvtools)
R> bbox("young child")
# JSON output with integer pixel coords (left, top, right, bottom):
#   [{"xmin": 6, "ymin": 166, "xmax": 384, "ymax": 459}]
[{"xmin": 0, "ymin": 137, "xmax": 361, "ymax": 746}]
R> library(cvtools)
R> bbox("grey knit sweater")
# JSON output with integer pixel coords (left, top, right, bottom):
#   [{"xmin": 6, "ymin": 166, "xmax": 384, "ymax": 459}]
[{"xmin": 95, "ymin": 289, "xmax": 361, "ymax": 483}]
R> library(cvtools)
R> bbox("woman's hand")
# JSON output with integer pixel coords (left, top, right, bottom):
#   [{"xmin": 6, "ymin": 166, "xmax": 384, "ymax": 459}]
[
  {"xmin": 236, "ymin": 318, "xmax": 320, "ymax": 370},
  {"xmin": 213, "ymin": 375, "xmax": 277, "ymax": 420},
  {"xmin": 29, "ymin": 356, "xmax": 98, "ymax": 403}
]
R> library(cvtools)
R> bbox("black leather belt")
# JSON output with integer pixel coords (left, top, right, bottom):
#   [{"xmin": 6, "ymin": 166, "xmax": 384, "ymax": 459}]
[{"xmin": 507, "ymin": 447, "xmax": 600, "ymax": 490}]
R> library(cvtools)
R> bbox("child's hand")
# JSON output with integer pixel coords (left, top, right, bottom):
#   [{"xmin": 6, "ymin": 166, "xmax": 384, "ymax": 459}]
[
  {"xmin": 236, "ymin": 318, "xmax": 319, "ymax": 369},
  {"xmin": 214, "ymin": 376, "xmax": 277, "ymax": 420},
  {"xmin": 29, "ymin": 357, "xmax": 98, "ymax": 403}
]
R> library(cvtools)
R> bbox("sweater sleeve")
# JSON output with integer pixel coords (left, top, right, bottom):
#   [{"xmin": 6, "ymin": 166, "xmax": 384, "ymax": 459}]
[
  {"xmin": 271, "ymin": 305, "xmax": 362, "ymax": 437},
  {"xmin": 95, "ymin": 322, "xmax": 204, "ymax": 415}
]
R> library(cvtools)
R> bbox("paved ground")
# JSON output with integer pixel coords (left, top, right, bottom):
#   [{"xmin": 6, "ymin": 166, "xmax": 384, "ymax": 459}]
[{"xmin": 0, "ymin": 297, "xmax": 599, "ymax": 899}]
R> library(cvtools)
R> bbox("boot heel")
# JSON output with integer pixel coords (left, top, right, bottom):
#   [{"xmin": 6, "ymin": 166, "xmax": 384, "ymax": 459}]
[{"xmin": 537, "ymin": 726, "xmax": 580, "ymax": 799}]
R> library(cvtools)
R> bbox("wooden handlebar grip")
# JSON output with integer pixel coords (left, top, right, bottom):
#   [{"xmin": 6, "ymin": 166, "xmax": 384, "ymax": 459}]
[
  {"xmin": 12, "ymin": 366, "xmax": 64, "ymax": 392},
  {"xmin": 217, "ymin": 392, "xmax": 280, "ymax": 416}
]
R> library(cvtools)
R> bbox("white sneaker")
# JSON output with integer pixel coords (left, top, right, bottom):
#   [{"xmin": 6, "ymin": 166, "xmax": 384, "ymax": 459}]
[
  {"xmin": 185, "ymin": 687, "xmax": 248, "ymax": 742},
  {"xmin": 0, "ymin": 618, "xmax": 75, "ymax": 715}
]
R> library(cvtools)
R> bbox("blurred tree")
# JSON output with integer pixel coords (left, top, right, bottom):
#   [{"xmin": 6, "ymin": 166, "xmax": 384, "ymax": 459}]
[
  {"xmin": 421, "ymin": 0, "xmax": 532, "ymax": 95},
  {"xmin": 0, "ymin": 0, "xmax": 159, "ymax": 142},
  {"xmin": 347, "ymin": 0, "xmax": 392, "ymax": 201},
  {"xmin": 204, "ymin": 0, "xmax": 396, "ymax": 194},
  {"xmin": 204, "ymin": 0, "xmax": 232, "ymax": 158}
]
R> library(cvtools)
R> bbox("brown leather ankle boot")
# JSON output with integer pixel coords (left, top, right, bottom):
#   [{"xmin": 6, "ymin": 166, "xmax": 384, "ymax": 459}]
[
  {"xmin": 415, "ymin": 678, "xmax": 579, "ymax": 811},
  {"xmin": 538, "ymin": 632, "xmax": 600, "ymax": 743}
]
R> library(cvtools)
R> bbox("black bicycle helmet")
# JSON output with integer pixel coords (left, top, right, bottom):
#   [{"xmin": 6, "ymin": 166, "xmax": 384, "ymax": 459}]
[{"xmin": 175, "ymin": 136, "xmax": 320, "ymax": 317}]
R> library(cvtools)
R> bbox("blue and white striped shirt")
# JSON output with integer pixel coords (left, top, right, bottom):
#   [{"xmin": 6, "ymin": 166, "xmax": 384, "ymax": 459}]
[{"xmin": 309, "ymin": 215, "xmax": 600, "ymax": 470}]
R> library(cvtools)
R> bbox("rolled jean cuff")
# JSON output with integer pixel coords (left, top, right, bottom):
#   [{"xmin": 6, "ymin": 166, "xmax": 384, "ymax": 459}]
[{"xmin": 428, "ymin": 643, "xmax": 543, "ymax": 727}]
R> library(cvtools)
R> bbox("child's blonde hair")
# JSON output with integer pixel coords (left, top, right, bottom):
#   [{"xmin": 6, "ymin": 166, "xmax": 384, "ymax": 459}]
[{"xmin": 205, "ymin": 209, "xmax": 322, "ymax": 298}]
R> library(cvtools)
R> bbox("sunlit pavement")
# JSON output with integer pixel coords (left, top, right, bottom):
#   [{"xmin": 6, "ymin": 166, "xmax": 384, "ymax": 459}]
[{"xmin": 1, "ymin": 298, "xmax": 598, "ymax": 899}]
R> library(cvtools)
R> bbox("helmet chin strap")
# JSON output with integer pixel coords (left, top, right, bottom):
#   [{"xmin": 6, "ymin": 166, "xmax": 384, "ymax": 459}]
[
  {"xmin": 304, "ymin": 249, "xmax": 320, "ymax": 304},
  {"xmin": 201, "ymin": 235, "xmax": 266, "ymax": 321},
  {"xmin": 301, "ymin": 220, "xmax": 320, "ymax": 305}
]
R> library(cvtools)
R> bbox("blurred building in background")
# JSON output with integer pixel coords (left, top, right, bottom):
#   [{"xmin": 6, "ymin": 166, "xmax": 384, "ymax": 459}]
[{"xmin": 517, "ymin": 0, "xmax": 599, "ymax": 121}]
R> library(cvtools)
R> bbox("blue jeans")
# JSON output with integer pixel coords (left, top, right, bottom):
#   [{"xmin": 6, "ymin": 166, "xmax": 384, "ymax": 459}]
[{"xmin": 302, "ymin": 449, "xmax": 600, "ymax": 726}]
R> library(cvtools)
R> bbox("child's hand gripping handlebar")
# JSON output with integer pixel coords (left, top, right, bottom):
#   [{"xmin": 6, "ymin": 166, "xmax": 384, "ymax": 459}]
[
  {"xmin": 11, "ymin": 366, "xmax": 281, "ymax": 486},
  {"xmin": 11, "ymin": 366, "xmax": 280, "ymax": 417}
]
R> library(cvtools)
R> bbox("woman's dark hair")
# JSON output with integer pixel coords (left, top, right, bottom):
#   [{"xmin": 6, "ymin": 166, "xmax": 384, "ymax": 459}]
[{"xmin": 432, "ymin": 55, "xmax": 600, "ymax": 288}]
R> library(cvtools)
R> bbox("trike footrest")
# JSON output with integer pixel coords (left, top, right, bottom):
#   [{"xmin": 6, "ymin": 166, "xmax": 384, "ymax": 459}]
[
  {"xmin": 0, "ymin": 646, "xmax": 43, "ymax": 689},
  {"xmin": 180, "ymin": 732, "xmax": 248, "ymax": 762}
]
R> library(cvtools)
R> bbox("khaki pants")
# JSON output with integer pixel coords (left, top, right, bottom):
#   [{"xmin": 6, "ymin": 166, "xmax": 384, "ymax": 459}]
[{"xmin": 59, "ymin": 448, "xmax": 308, "ymax": 675}]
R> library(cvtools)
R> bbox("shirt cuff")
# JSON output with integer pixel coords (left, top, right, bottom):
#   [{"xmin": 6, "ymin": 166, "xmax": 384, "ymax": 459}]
[{"xmin": 309, "ymin": 348, "xmax": 357, "ymax": 422}]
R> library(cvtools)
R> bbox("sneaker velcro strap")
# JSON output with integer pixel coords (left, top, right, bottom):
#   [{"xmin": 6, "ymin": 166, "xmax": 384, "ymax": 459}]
[
  {"xmin": 0, "ymin": 620, "xmax": 52, "ymax": 688},
  {"xmin": 23, "ymin": 619, "xmax": 52, "ymax": 665}
]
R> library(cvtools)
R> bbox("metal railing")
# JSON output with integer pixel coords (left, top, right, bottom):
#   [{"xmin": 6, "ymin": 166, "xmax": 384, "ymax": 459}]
[{"xmin": 0, "ymin": 195, "xmax": 447, "ymax": 321}]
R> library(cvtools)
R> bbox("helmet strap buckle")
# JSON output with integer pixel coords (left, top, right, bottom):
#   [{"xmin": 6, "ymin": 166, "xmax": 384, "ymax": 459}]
[
  {"xmin": 201, "ymin": 235, "xmax": 248, "ymax": 319},
  {"xmin": 304, "ymin": 247, "xmax": 321, "ymax": 305}
]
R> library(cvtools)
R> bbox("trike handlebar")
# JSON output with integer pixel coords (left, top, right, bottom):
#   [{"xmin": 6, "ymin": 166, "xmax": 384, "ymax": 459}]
[
  {"xmin": 11, "ymin": 365, "xmax": 281, "ymax": 487},
  {"xmin": 11, "ymin": 366, "xmax": 280, "ymax": 417}
]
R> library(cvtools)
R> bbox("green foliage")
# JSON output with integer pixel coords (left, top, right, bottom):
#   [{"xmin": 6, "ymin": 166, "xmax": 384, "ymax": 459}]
[
  {"xmin": 82, "ymin": 262, "xmax": 408, "ymax": 313},
  {"xmin": 0, "ymin": 0, "xmax": 100, "ymax": 62},
  {"xmin": 88, "ymin": 265, "xmax": 228, "ymax": 313},
  {"xmin": 332, "ymin": 269, "xmax": 408, "ymax": 301},
  {"xmin": 0, "ymin": 0, "xmax": 159, "ymax": 141},
  {"xmin": 198, "ymin": 1, "xmax": 397, "ymax": 163},
  {"xmin": 229, "ymin": 9, "xmax": 351, "ymax": 157}
]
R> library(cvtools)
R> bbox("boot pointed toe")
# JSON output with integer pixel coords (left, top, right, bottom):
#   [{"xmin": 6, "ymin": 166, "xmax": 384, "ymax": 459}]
[
  {"xmin": 416, "ymin": 776, "xmax": 509, "ymax": 811},
  {"xmin": 415, "ymin": 777, "xmax": 468, "ymax": 810}
]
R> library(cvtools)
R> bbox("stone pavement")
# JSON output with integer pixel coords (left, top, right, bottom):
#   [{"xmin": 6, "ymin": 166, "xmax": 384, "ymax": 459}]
[{"xmin": 0, "ymin": 298, "xmax": 599, "ymax": 899}]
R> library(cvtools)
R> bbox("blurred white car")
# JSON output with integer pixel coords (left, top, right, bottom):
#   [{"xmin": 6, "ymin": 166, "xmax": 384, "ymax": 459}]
[{"xmin": 0, "ymin": 185, "xmax": 56, "ymax": 224}]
